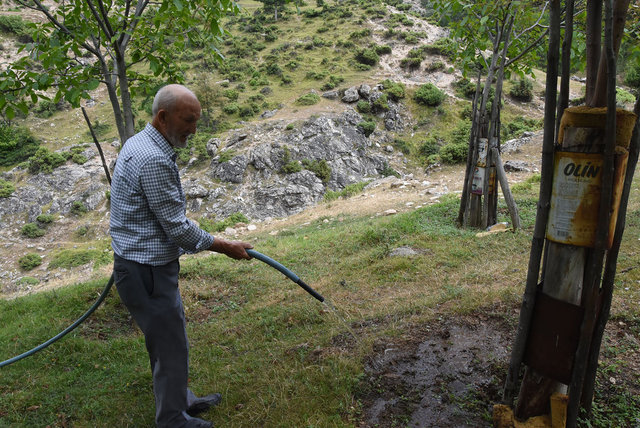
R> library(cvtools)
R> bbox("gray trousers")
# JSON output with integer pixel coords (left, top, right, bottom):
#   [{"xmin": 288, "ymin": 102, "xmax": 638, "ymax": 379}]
[{"xmin": 114, "ymin": 254, "xmax": 194, "ymax": 428}]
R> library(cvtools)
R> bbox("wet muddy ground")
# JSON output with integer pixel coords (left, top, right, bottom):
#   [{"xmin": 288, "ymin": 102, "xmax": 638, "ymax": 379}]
[{"xmin": 355, "ymin": 306, "xmax": 640, "ymax": 428}]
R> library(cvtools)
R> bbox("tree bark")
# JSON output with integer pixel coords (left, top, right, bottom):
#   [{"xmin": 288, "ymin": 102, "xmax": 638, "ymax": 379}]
[{"xmin": 504, "ymin": 0, "xmax": 561, "ymax": 411}]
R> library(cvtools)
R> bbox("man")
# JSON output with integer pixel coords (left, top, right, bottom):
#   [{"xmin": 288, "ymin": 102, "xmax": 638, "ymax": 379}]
[{"xmin": 110, "ymin": 84, "xmax": 253, "ymax": 428}]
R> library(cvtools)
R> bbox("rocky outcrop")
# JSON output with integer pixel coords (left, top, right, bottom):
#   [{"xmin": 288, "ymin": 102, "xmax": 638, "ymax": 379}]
[{"xmin": 0, "ymin": 108, "xmax": 404, "ymax": 232}]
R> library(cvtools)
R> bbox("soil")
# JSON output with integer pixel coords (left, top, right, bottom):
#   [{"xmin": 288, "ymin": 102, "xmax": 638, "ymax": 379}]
[{"xmin": 354, "ymin": 306, "xmax": 640, "ymax": 428}]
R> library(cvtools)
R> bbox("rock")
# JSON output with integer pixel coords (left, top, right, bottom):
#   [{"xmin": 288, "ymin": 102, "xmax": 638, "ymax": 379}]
[
  {"xmin": 322, "ymin": 90, "xmax": 339, "ymax": 100},
  {"xmin": 206, "ymin": 138, "xmax": 221, "ymax": 157},
  {"xmin": 389, "ymin": 246, "xmax": 420, "ymax": 257},
  {"xmin": 210, "ymin": 154, "xmax": 249, "ymax": 183},
  {"xmin": 342, "ymin": 86, "xmax": 360, "ymax": 103},
  {"xmin": 358, "ymin": 84, "xmax": 371, "ymax": 99},
  {"xmin": 503, "ymin": 160, "xmax": 531, "ymax": 172},
  {"xmin": 383, "ymin": 209, "xmax": 397, "ymax": 216},
  {"xmin": 261, "ymin": 109, "xmax": 277, "ymax": 119}
]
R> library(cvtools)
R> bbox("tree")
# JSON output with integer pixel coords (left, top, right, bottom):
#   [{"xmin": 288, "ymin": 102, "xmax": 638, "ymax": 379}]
[
  {"xmin": 435, "ymin": 0, "xmax": 558, "ymax": 229},
  {"xmin": 0, "ymin": 0, "xmax": 240, "ymax": 144},
  {"xmin": 258, "ymin": 0, "xmax": 287, "ymax": 21}
]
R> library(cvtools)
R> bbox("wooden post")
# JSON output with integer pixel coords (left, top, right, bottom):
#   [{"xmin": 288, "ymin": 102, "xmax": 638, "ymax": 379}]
[
  {"xmin": 492, "ymin": 148, "xmax": 521, "ymax": 229},
  {"xmin": 503, "ymin": 0, "xmax": 561, "ymax": 406},
  {"xmin": 581, "ymin": 97, "xmax": 640, "ymax": 416}
]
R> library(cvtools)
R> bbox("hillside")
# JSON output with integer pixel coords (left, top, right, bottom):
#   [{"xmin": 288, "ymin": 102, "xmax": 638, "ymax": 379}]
[
  {"xmin": 1, "ymin": 1, "xmax": 639, "ymax": 427},
  {"xmin": 0, "ymin": 0, "xmax": 556, "ymax": 296}
]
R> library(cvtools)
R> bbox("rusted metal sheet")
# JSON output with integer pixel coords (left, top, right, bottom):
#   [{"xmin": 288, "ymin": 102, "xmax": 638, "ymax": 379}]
[
  {"xmin": 523, "ymin": 288, "xmax": 585, "ymax": 385},
  {"xmin": 546, "ymin": 148, "xmax": 628, "ymax": 248}
]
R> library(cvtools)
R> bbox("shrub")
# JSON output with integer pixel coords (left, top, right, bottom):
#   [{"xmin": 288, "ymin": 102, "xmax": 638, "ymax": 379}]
[
  {"xmin": 223, "ymin": 89, "xmax": 239, "ymax": 101},
  {"xmin": 509, "ymin": 78, "xmax": 533, "ymax": 102},
  {"xmin": 296, "ymin": 92, "xmax": 320, "ymax": 106},
  {"xmin": 0, "ymin": 124, "xmax": 40, "ymax": 167},
  {"xmin": 28, "ymin": 147, "xmax": 66, "ymax": 174},
  {"xmin": 358, "ymin": 120, "xmax": 376, "ymax": 137},
  {"xmin": 302, "ymin": 159, "xmax": 331, "ymax": 183},
  {"xmin": 21, "ymin": 223, "xmax": 46, "ymax": 238},
  {"xmin": 199, "ymin": 212, "xmax": 250, "ymax": 233},
  {"xmin": 414, "ymin": 83, "xmax": 446, "ymax": 106},
  {"xmin": 33, "ymin": 99, "xmax": 59, "ymax": 118},
  {"xmin": 355, "ymin": 48, "xmax": 379, "ymax": 66},
  {"xmin": 238, "ymin": 104, "xmax": 256, "ymax": 118},
  {"xmin": 0, "ymin": 15, "xmax": 30, "ymax": 40},
  {"xmin": 321, "ymin": 75, "xmax": 344, "ymax": 91},
  {"xmin": 0, "ymin": 178, "xmax": 15, "ymax": 198},
  {"xmin": 380, "ymin": 79, "xmax": 405, "ymax": 101},
  {"xmin": 423, "ymin": 37, "xmax": 457, "ymax": 60},
  {"xmin": 222, "ymin": 102, "xmax": 240, "ymax": 115},
  {"xmin": 453, "ymin": 78, "xmax": 478, "ymax": 99},
  {"xmin": 279, "ymin": 146, "xmax": 301, "ymax": 174},
  {"xmin": 419, "ymin": 138, "xmax": 440, "ymax": 157},
  {"xmin": 624, "ymin": 61, "xmax": 640, "ymax": 89},
  {"xmin": 324, "ymin": 181, "xmax": 369, "ymax": 202},
  {"xmin": 372, "ymin": 93, "xmax": 389, "ymax": 112},
  {"xmin": 356, "ymin": 100, "xmax": 371, "ymax": 113},
  {"xmin": 439, "ymin": 142, "xmax": 468, "ymax": 164},
  {"xmin": 36, "ymin": 214, "xmax": 54, "ymax": 224},
  {"xmin": 374, "ymin": 44, "xmax": 392, "ymax": 55},
  {"xmin": 17, "ymin": 276, "xmax": 39, "ymax": 286},
  {"xmin": 71, "ymin": 201, "xmax": 88, "ymax": 216},
  {"xmin": 19, "ymin": 253, "xmax": 42, "ymax": 271},
  {"xmin": 71, "ymin": 153, "xmax": 88, "ymax": 165},
  {"xmin": 381, "ymin": 163, "xmax": 400, "ymax": 178},
  {"xmin": 392, "ymin": 138, "xmax": 412, "ymax": 155},
  {"xmin": 503, "ymin": 116, "xmax": 542, "ymax": 140}
]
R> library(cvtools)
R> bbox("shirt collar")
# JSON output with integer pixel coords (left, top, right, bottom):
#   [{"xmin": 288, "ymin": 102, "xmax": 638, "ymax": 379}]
[{"xmin": 145, "ymin": 123, "xmax": 177, "ymax": 162}]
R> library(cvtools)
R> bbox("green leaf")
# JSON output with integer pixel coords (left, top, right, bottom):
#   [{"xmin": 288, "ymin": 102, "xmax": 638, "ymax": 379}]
[
  {"xmin": 174, "ymin": 0, "xmax": 184, "ymax": 11},
  {"xmin": 86, "ymin": 79, "xmax": 100, "ymax": 90},
  {"xmin": 6, "ymin": 107, "xmax": 15, "ymax": 120}
]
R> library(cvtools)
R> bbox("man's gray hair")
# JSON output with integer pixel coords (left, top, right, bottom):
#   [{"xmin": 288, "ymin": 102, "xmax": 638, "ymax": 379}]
[{"xmin": 151, "ymin": 84, "xmax": 197, "ymax": 117}]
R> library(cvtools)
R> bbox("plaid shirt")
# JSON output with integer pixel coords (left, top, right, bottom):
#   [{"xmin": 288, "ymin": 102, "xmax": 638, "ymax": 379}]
[{"xmin": 110, "ymin": 124, "xmax": 214, "ymax": 265}]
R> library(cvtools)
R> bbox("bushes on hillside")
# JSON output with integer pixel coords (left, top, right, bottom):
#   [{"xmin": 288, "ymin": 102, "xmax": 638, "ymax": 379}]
[
  {"xmin": 358, "ymin": 120, "xmax": 376, "ymax": 137},
  {"xmin": 0, "ymin": 124, "xmax": 40, "ymax": 167},
  {"xmin": 296, "ymin": 92, "xmax": 320, "ymax": 106},
  {"xmin": 414, "ymin": 84, "xmax": 446, "ymax": 106},
  {"xmin": 380, "ymin": 79, "xmax": 406, "ymax": 101},
  {"xmin": 21, "ymin": 223, "xmax": 46, "ymax": 238},
  {"xmin": 27, "ymin": 147, "xmax": 66, "ymax": 174},
  {"xmin": 0, "ymin": 179, "xmax": 15, "ymax": 198},
  {"xmin": 625, "ymin": 62, "xmax": 640, "ymax": 90},
  {"xmin": 439, "ymin": 142, "xmax": 468, "ymax": 164},
  {"xmin": 509, "ymin": 78, "xmax": 534, "ymax": 102},
  {"xmin": 355, "ymin": 48, "xmax": 379, "ymax": 66},
  {"xmin": 18, "ymin": 253, "xmax": 42, "ymax": 271}
]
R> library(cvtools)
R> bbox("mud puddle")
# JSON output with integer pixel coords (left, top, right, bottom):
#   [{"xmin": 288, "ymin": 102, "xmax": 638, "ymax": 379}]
[{"xmin": 357, "ymin": 314, "xmax": 514, "ymax": 428}]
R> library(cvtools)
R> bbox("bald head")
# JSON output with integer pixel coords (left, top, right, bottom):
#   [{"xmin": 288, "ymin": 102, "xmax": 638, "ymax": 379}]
[
  {"xmin": 151, "ymin": 84, "xmax": 201, "ymax": 148},
  {"xmin": 152, "ymin": 84, "xmax": 199, "ymax": 117}
]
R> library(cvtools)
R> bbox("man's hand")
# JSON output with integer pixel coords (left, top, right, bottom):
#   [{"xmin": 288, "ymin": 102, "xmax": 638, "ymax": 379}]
[{"xmin": 209, "ymin": 238, "xmax": 253, "ymax": 260}]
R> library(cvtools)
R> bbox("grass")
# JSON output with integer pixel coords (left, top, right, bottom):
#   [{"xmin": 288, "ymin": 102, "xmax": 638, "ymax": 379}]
[{"xmin": 1, "ymin": 175, "xmax": 640, "ymax": 426}]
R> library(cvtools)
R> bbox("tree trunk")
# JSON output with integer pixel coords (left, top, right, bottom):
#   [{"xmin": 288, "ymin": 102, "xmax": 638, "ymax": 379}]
[
  {"xmin": 589, "ymin": 0, "xmax": 631, "ymax": 107},
  {"xmin": 116, "ymin": 51, "xmax": 136, "ymax": 141},
  {"xmin": 504, "ymin": 0, "xmax": 561, "ymax": 411},
  {"xmin": 584, "ymin": 0, "xmax": 602, "ymax": 104}
]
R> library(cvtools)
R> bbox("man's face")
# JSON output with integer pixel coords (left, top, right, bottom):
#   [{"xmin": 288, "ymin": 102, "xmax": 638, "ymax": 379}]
[{"xmin": 163, "ymin": 97, "xmax": 201, "ymax": 148}]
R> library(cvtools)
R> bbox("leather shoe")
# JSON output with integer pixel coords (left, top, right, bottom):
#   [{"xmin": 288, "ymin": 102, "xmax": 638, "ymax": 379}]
[{"xmin": 187, "ymin": 393, "xmax": 222, "ymax": 416}]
